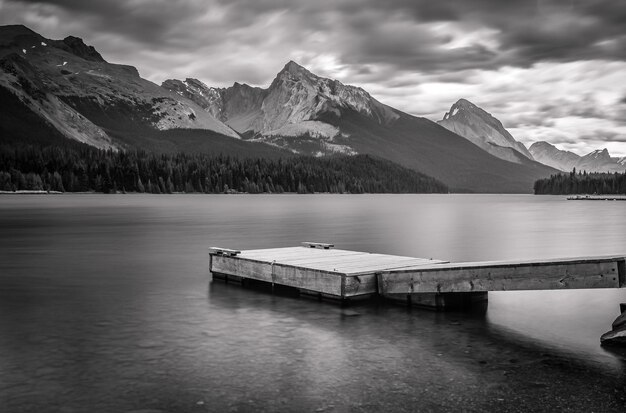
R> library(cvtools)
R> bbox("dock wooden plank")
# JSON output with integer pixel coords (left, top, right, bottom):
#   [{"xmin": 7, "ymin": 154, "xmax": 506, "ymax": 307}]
[
  {"xmin": 240, "ymin": 248, "xmax": 362, "ymax": 261},
  {"xmin": 211, "ymin": 254, "xmax": 274, "ymax": 281},
  {"xmin": 344, "ymin": 260, "xmax": 449, "ymax": 276},
  {"xmin": 271, "ymin": 255, "xmax": 420, "ymax": 270},
  {"xmin": 272, "ymin": 265, "xmax": 342, "ymax": 295},
  {"xmin": 261, "ymin": 252, "xmax": 377, "ymax": 266},
  {"xmin": 344, "ymin": 273, "xmax": 378, "ymax": 297},
  {"xmin": 379, "ymin": 256, "xmax": 625, "ymax": 294}
]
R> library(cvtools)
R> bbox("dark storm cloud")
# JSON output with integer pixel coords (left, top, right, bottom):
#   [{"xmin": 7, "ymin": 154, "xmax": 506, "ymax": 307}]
[
  {"xmin": 19, "ymin": 0, "xmax": 207, "ymax": 41},
  {"xmin": 6, "ymin": 0, "xmax": 626, "ymax": 75}
]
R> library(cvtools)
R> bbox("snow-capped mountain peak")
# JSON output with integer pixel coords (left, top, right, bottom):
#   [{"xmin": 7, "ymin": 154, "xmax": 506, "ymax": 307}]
[{"xmin": 442, "ymin": 98, "xmax": 477, "ymax": 120}]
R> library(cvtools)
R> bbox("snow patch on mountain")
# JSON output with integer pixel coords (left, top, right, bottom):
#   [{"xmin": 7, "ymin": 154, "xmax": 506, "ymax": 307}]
[
  {"xmin": 587, "ymin": 149, "xmax": 609, "ymax": 159},
  {"xmin": 265, "ymin": 121, "xmax": 340, "ymax": 138},
  {"xmin": 151, "ymin": 97, "xmax": 239, "ymax": 138},
  {"xmin": 322, "ymin": 142, "xmax": 357, "ymax": 155}
]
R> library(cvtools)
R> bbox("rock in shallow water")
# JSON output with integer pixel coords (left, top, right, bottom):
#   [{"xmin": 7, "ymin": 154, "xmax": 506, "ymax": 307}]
[
  {"xmin": 612, "ymin": 311, "xmax": 626, "ymax": 330},
  {"xmin": 601, "ymin": 327, "xmax": 626, "ymax": 346},
  {"xmin": 601, "ymin": 306, "xmax": 626, "ymax": 346}
]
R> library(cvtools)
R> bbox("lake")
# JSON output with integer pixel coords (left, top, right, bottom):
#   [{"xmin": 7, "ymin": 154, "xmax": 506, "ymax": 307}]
[{"xmin": 1, "ymin": 194, "xmax": 625, "ymax": 412}]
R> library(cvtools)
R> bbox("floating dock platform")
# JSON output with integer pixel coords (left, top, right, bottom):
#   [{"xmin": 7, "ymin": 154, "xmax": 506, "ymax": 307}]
[
  {"xmin": 209, "ymin": 243, "xmax": 448, "ymax": 300},
  {"xmin": 567, "ymin": 195, "xmax": 626, "ymax": 201},
  {"xmin": 209, "ymin": 243, "xmax": 625, "ymax": 309}
]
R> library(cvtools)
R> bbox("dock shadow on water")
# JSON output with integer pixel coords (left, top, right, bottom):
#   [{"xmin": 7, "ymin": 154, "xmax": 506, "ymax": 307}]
[{"xmin": 0, "ymin": 194, "xmax": 625, "ymax": 412}]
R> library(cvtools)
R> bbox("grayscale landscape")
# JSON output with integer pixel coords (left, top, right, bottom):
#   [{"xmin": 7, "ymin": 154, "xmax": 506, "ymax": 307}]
[{"xmin": 1, "ymin": 1, "xmax": 625, "ymax": 412}]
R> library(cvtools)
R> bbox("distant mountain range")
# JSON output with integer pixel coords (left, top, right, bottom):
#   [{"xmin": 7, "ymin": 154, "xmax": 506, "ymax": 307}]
[
  {"xmin": 529, "ymin": 142, "xmax": 626, "ymax": 173},
  {"xmin": 160, "ymin": 61, "xmax": 560, "ymax": 192},
  {"xmin": 3, "ymin": 24, "xmax": 622, "ymax": 193}
]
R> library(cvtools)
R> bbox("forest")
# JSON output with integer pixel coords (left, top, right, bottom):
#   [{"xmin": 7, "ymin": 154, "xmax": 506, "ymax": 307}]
[
  {"xmin": 0, "ymin": 143, "xmax": 448, "ymax": 194},
  {"xmin": 534, "ymin": 169, "xmax": 626, "ymax": 195}
]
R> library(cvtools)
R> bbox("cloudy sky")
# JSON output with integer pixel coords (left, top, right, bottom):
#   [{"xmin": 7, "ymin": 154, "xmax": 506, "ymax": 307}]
[{"xmin": 2, "ymin": 0, "xmax": 626, "ymax": 156}]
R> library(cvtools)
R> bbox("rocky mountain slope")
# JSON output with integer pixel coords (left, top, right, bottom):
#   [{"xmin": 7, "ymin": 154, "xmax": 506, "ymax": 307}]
[
  {"xmin": 163, "ymin": 61, "xmax": 399, "ymax": 155},
  {"xmin": 165, "ymin": 63, "xmax": 557, "ymax": 192},
  {"xmin": 0, "ymin": 25, "xmax": 239, "ymax": 150},
  {"xmin": 437, "ymin": 99, "xmax": 533, "ymax": 163},
  {"xmin": 529, "ymin": 142, "xmax": 626, "ymax": 173}
]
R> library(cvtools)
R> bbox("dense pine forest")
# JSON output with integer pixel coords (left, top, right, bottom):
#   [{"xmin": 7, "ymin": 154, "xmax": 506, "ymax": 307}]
[
  {"xmin": 0, "ymin": 143, "xmax": 448, "ymax": 194},
  {"xmin": 534, "ymin": 169, "xmax": 626, "ymax": 195}
]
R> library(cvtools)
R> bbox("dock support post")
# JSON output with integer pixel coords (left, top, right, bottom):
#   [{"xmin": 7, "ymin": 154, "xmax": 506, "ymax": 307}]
[{"xmin": 408, "ymin": 292, "xmax": 488, "ymax": 311}]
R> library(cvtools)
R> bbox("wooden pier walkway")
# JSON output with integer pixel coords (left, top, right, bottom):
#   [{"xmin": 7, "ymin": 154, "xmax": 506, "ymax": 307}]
[
  {"xmin": 209, "ymin": 243, "xmax": 625, "ymax": 305},
  {"xmin": 209, "ymin": 243, "xmax": 626, "ymax": 344}
]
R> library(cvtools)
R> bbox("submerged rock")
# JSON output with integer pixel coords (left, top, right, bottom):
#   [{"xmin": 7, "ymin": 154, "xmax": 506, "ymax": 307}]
[{"xmin": 601, "ymin": 304, "xmax": 626, "ymax": 347}]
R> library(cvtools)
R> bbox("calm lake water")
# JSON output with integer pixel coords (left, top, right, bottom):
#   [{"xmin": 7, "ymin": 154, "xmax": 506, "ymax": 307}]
[{"xmin": 1, "ymin": 194, "xmax": 625, "ymax": 412}]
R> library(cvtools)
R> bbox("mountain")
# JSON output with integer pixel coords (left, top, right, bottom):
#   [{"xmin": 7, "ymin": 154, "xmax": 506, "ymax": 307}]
[
  {"xmin": 437, "ymin": 98, "xmax": 533, "ymax": 163},
  {"xmin": 528, "ymin": 141, "xmax": 580, "ymax": 171},
  {"xmin": 2, "ymin": 25, "xmax": 558, "ymax": 192},
  {"xmin": 163, "ymin": 61, "xmax": 398, "ymax": 155},
  {"xmin": 529, "ymin": 142, "xmax": 626, "ymax": 173},
  {"xmin": 165, "ymin": 62, "xmax": 557, "ymax": 192},
  {"xmin": 0, "ymin": 24, "xmax": 241, "ymax": 152}
]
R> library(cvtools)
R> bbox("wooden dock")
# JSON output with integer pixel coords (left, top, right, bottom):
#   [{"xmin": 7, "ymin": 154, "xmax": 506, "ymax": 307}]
[
  {"xmin": 209, "ymin": 244, "xmax": 626, "ymax": 308},
  {"xmin": 567, "ymin": 195, "xmax": 626, "ymax": 201},
  {"xmin": 209, "ymin": 243, "xmax": 448, "ymax": 299}
]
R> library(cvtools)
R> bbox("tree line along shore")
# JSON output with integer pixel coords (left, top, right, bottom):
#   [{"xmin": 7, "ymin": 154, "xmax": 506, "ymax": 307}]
[
  {"xmin": 534, "ymin": 168, "xmax": 626, "ymax": 195},
  {"xmin": 0, "ymin": 143, "xmax": 447, "ymax": 194}
]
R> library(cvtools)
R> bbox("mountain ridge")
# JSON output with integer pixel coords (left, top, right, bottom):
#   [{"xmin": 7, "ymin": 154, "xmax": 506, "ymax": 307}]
[
  {"xmin": 529, "ymin": 141, "xmax": 626, "ymax": 173},
  {"xmin": 163, "ymin": 60, "xmax": 399, "ymax": 141},
  {"xmin": 163, "ymin": 66, "xmax": 558, "ymax": 192},
  {"xmin": 0, "ymin": 24, "xmax": 241, "ymax": 151}
]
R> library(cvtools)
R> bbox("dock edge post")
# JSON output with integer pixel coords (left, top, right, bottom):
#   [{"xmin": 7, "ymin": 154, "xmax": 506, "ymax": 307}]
[
  {"xmin": 208, "ymin": 250, "xmax": 213, "ymax": 274},
  {"xmin": 618, "ymin": 259, "xmax": 625, "ymax": 288}
]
